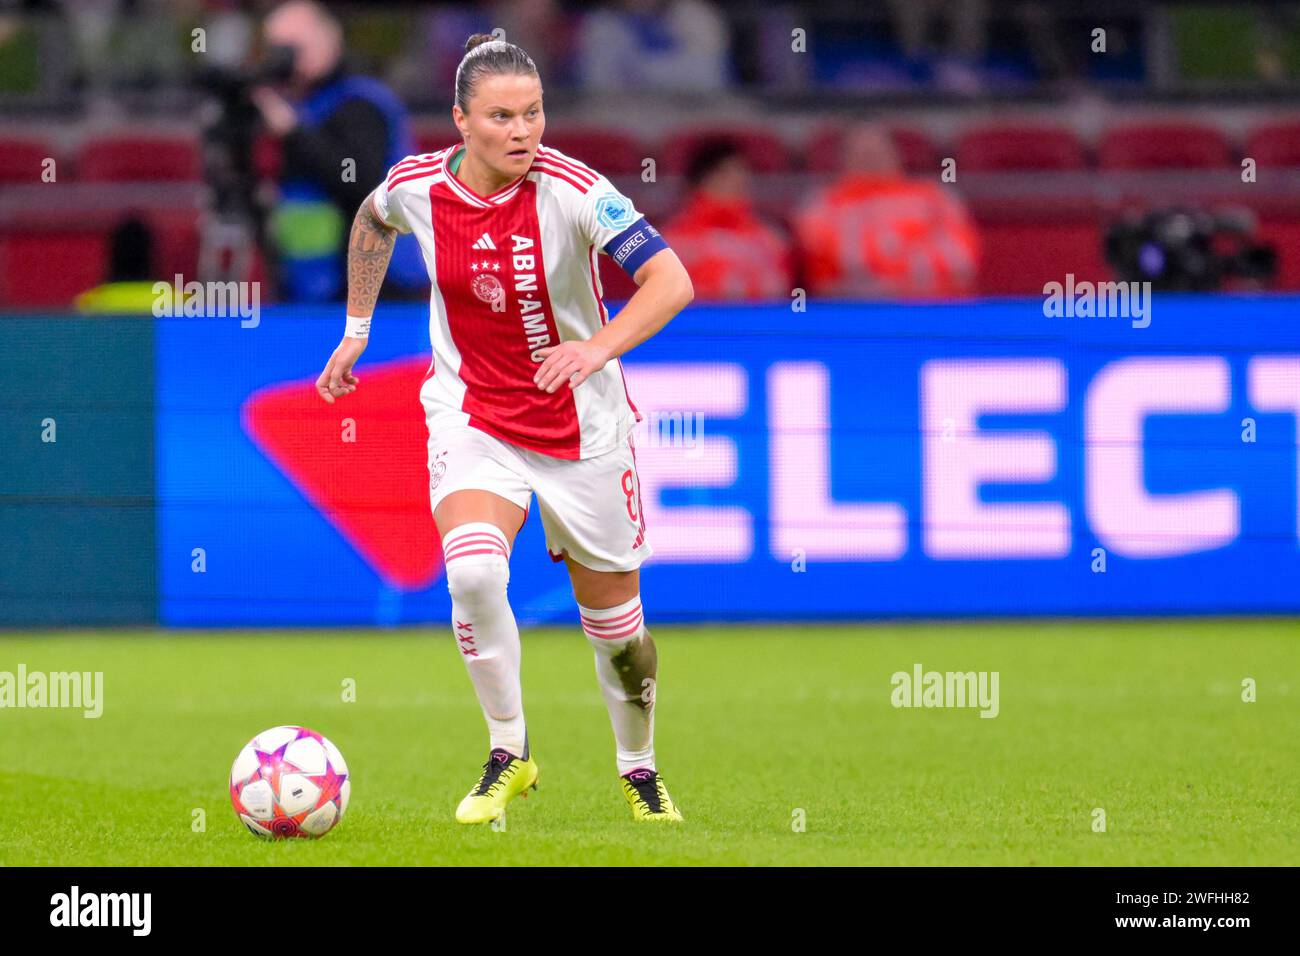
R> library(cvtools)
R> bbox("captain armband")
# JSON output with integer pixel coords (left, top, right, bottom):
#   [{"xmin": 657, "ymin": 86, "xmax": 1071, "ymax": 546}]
[{"xmin": 603, "ymin": 217, "xmax": 670, "ymax": 278}]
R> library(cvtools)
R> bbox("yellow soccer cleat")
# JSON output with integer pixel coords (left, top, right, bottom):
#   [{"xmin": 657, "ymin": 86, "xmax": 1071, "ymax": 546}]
[
  {"xmin": 620, "ymin": 767, "xmax": 683, "ymax": 822},
  {"xmin": 455, "ymin": 748, "xmax": 539, "ymax": 824}
]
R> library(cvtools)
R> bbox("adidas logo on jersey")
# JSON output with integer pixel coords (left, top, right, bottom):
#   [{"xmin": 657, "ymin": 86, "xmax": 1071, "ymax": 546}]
[{"xmin": 471, "ymin": 233, "xmax": 496, "ymax": 251}]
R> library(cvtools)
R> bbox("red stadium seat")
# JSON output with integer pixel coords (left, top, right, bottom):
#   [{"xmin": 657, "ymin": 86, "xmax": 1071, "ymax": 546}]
[
  {"xmin": 1246, "ymin": 122, "xmax": 1300, "ymax": 169},
  {"xmin": 956, "ymin": 124, "xmax": 1087, "ymax": 172},
  {"xmin": 1098, "ymin": 122, "xmax": 1233, "ymax": 170},
  {"xmin": 888, "ymin": 126, "xmax": 940, "ymax": 175},
  {"xmin": 660, "ymin": 126, "xmax": 792, "ymax": 175},
  {"xmin": 538, "ymin": 129, "xmax": 646, "ymax": 175},
  {"xmin": 0, "ymin": 137, "xmax": 56, "ymax": 184},
  {"xmin": 147, "ymin": 209, "xmax": 201, "ymax": 286},
  {"xmin": 79, "ymin": 133, "xmax": 202, "ymax": 182},
  {"xmin": 0, "ymin": 230, "xmax": 108, "ymax": 306},
  {"xmin": 805, "ymin": 125, "xmax": 939, "ymax": 175}
]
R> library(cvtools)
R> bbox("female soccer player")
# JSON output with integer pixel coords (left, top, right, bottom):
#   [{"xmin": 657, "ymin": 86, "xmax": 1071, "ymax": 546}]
[{"xmin": 314, "ymin": 35, "xmax": 693, "ymax": 824}]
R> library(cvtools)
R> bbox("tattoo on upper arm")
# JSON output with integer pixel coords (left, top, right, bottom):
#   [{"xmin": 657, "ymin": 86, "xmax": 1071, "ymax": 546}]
[{"xmin": 347, "ymin": 196, "xmax": 397, "ymax": 314}]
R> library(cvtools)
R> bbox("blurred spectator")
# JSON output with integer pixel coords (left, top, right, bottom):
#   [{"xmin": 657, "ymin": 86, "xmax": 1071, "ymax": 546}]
[
  {"xmin": 578, "ymin": 0, "xmax": 729, "ymax": 92},
  {"xmin": 251, "ymin": 0, "xmax": 425, "ymax": 301},
  {"xmin": 0, "ymin": 0, "xmax": 73, "ymax": 98},
  {"xmin": 62, "ymin": 0, "xmax": 189, "ymax": 100},
  {"xmin": 200, "ymin": 0, "xmax": 256, "ymax": 71},
  {"xmin": 74, "ymin": 216, "xmax": 161, "ymax": 313},
  {"xmin": 414, "ymin": 0, "xmax": 574, "ymax": 111},
  {"xmin": 660, "ymin": 137, "xmax": 794, "ymax": 300},
  {"xmin": 494, "ymin": 0, "xmax": 574, "ymax": 88},
  {"xmin": 794, "ymin": 124, "xmax": 978, "ymax": 299},
  {"xmin": 888, "ymin": 0, "xmax": 988, "ymax": 92}
]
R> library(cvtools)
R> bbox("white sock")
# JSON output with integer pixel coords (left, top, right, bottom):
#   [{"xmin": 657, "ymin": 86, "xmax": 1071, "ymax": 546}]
[
  {"xmin": 580, "ymin": 595, "xmax": 656, "ymax": 775},
  {"xmin": 443, "ymin": 522, "xmax": 527, "ymax": 758}
]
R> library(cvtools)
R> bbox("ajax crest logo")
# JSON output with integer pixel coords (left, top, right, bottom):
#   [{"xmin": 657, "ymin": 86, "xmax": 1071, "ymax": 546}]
[
  {"xmin": 595, "ymin": 194, "xmax": 632, "ymax": 230},
  {"xmin": 469, "ymin": 257, "xmax": 506, "ymax": 312}
]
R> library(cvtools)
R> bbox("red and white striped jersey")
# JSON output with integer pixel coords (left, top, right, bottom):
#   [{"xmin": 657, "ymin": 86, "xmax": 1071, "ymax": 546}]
[{"xmin": 373, "ymin": 142, "xmax": 656, "ymax": 461}]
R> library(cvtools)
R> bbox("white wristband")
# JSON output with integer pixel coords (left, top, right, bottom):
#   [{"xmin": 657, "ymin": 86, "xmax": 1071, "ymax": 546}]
[{"xmin": 344, "ymin": 313, "xmax": 371, "ymax": 339}]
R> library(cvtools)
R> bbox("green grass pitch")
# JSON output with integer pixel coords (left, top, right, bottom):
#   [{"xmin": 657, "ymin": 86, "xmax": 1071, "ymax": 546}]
[{"xmin": 0, "ymin": 620, "xmax": 1296, "ymax": 866}]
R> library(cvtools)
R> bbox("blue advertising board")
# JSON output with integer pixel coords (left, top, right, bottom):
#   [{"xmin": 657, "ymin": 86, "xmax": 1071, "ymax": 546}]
[{"xmin": 156, "ymin": 295, "xmax": 1300, "ymax": 625}]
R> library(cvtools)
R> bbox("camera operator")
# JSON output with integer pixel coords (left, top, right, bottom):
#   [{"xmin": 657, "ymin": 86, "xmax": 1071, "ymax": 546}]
[
  {"xmin": 1106, "ymin": 208, "xmax": 1277, "ymax": 292},
  {"xmin": 251, "ymin": 0, "xmax": 425, "ymax": 301}
]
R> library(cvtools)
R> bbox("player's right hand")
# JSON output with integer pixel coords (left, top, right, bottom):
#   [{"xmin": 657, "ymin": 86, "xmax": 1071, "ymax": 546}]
[{"xmin": 316, "ymin": 336, "xmax": 368, "ymax": 403}]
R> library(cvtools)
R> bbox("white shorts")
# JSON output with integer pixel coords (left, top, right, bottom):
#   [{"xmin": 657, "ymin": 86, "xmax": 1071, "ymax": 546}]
[{"xmin": 425, "ymin": 409, "xmax": 653, "ymax": 573}]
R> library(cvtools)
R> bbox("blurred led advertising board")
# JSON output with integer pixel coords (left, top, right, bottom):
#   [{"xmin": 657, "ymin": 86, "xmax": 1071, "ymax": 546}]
[{"xmin": 155, "ymin": 296, "xmax": 1300, "ymax": 625}]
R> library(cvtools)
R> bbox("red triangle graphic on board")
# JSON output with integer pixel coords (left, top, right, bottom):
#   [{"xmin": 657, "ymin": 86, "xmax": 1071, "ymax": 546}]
[{"xmin": 240, "ymin": 356, "xmax": 444, "ymax": 591}]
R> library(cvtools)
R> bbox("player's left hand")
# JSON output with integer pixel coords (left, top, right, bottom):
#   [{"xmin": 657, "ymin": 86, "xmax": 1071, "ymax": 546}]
[{"xmin": 533, "ymin": 340, "xmax": 611, "ymax": 393}]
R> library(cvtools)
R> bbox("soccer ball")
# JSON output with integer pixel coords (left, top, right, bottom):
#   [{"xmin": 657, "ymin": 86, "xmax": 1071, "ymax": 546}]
[{"xmin": 229, "ymin": 725, "xmax": 350, "ymax": 839}]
